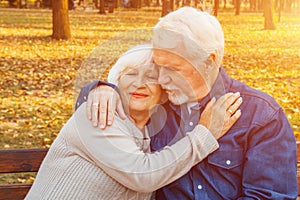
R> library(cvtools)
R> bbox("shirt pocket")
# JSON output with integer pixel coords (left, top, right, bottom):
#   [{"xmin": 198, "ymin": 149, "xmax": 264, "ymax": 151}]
[{"xmin": 208, "ymin": 149, "xmax": 244, "ymax": 169}]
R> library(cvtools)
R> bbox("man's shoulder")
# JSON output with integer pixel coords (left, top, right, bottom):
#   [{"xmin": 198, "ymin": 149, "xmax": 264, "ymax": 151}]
[
  {"xmin": 230, "ymin": 79, "xmax": 285, "ymax": 128},
  {"xmin": 232, "ymin": 79, "xmax": 281, "ymax": 111}
]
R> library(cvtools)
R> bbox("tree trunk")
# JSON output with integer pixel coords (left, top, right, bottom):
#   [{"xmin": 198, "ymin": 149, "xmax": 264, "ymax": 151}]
[
  {"xmin": 99, "ymin": 0, "xmax": 106, "ymax": 14},
  {"xmin": 161, "ymin": 0, "xmax": 172, "ymax": 16},
  {"xmin": 108, "ymin": 0, "xmax": 114, "ymax": 13},
  {"xmin": 235, "ymin": 0, "xmax": 241, "ymax": 15},
  {"xmin": 145, "ymin": 0, "xmax": 150, "ymax": 6},
  {"xmin": 263, "ymin": 0, "xmax": 276, "ymax": 30},
  {"xmin": 214, "ymin": 0, "xmax": 219, "ymax": 16},
  {"xmin": 52, "ymin": 0, "xmax": 71, "ymax": 40},
  {"xmin": 285, "ymin": 0, "xmax": 292, "ymax": 12},
  {"xmin": 94, "ymin": 0, "xmax": 99, "ymax": 8},
  {"xmin": 277, "ymin": 0, "xmax": 284, "ymax": 22}
]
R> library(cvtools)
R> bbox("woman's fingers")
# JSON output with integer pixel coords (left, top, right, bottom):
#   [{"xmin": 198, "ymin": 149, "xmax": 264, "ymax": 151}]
[
  {"xmin": 199, "ymin": 92, "xmax": 242, "ymax": 139},
  {"xmin": 85, "ymin": 86, "xmax": 122, "ymax": 129},
  {"xmin": 227, "ymin": 97, "xmax": 242, "ymax": 116}
]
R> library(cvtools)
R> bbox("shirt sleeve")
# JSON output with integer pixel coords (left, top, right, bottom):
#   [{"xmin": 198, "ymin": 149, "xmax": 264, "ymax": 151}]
[
  {"xmin": 69, "ymin": 103, "xmax": 219, "ymax": 193},
  {"xmin": 75, "ymin": 80, "xmax": 119, "ymax": 110},
  {"xmin": 238, "ymin": 108, "xmax": 298, "ymax": 199}
]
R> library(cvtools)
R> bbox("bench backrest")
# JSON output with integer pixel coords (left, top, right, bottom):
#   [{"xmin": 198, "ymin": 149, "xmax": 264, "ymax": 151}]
[
  {"xmin": 0, "ymin": 142, "xmax": 299, "ymax": 199},
  {"xmin": 0, "ymin": 148, "xmax": 48, "ymax": 200}
]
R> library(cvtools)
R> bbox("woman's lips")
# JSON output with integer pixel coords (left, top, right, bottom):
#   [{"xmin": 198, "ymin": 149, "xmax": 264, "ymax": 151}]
[{"xmin": 130, "ymin": 92, "xmax": 149, "ymax": 98}]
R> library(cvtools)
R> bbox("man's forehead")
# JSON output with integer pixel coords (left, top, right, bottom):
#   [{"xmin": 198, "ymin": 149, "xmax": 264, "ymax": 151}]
[{"xmin": 153, "ymin": 48, "xmax": 196, "ymax": 67}]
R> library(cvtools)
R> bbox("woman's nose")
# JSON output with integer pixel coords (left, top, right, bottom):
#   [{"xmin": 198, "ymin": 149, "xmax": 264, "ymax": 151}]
[{"xmin": 132, "ymin": 75, "xmax": 144, "ymax": 87}]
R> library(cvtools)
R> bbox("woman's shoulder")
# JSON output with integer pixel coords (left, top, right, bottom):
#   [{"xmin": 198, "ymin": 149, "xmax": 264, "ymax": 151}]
[{"xmin": 73, "ymin": 102, "xmax": 136, "ymax": 136}]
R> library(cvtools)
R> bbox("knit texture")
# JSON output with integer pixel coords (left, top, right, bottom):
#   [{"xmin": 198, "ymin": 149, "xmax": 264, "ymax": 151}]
[{"xmin": 25, "ymin": 103, "xmax": 218, "ymax": 200}]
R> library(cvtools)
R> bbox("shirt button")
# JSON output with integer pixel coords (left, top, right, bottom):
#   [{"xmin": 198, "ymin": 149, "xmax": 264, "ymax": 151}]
[
  {"xmin": 84, "ymin": 96, "xmax": 87, "ymax": 100},
  {"xmin": 189, "ymin": 122, "xmax": 194, "ymax": 126},
  {"xmin": 77, "ymin": 102, "xmax": 80, "ymax": 106},
  {"xmin": 226, "ymin": 160, "xmax": 231, "ymax": 165},
  {"xmin": 197, "ymin": 185, "xmax": 202, "ymax": 190}
]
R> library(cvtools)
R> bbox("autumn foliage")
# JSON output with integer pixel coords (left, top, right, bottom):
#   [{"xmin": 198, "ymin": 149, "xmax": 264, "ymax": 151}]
[{"xmin": 0, "ymin": 8, "xmax": 299, "ymax": 152}]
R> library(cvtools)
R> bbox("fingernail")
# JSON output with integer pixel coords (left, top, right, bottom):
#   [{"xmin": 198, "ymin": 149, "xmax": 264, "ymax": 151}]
[
  {"xmin": 212, "ymin": 97, "xmax": 216, "ymax": 102},
  {"xmin": 107, "ymin": 121, "xmax": 112, "ymax": 125},
  {"xmin": 100, "ymin": 124, "xmax": 105, "ymax": 129},
  {"xmin": 93, "ymin": 122, "xmax": 97, "ymax": 127},
  {"xmin": 235, "ymin": 92, "xmax": 240, "ymax": 96}
]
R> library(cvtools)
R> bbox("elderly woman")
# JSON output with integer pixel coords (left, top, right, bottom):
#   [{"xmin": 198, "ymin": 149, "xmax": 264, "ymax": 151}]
[{"xmin": 25, "ymin": 44, "xmax": 241, "ymax": 200}]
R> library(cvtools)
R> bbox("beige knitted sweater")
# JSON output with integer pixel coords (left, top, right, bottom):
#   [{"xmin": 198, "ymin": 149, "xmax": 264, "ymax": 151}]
[{"xmin": 25, "ymin": 103, "xmax": 218, "ymax": 200}]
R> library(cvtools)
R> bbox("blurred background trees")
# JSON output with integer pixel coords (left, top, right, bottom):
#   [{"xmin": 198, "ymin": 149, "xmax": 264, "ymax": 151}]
[{"xmin": 1, "ymin": 0, "xmax": 299, "ymax": 37}]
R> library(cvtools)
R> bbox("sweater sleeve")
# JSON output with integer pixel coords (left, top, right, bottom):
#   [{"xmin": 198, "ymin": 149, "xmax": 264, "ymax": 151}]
[{"xmin": 69, "ymin": 103, "xmax": 218, "ymax": 193}]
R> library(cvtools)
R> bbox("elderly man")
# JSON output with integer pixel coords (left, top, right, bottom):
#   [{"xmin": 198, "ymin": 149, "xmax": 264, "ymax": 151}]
[{"xmin": 76, "ymin": 7, "xmax": 297, "ymax": 200}]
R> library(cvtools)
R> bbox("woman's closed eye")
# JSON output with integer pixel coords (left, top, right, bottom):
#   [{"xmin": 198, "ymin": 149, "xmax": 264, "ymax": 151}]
[{"xmin": 124, "ymin": 71, "xmax": 138, "ymax": 76}]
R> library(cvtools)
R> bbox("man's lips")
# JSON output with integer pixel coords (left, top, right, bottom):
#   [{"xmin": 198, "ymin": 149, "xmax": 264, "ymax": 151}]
[{"xmin": 130, "ymin": 92, "xmax": 149, "ymax": 98}]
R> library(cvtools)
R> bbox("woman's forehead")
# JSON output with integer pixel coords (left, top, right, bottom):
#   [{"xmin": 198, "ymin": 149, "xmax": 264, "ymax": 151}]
[{"xmin": 123, "ymin": 63, "xmax": 158, "ymax": 72}]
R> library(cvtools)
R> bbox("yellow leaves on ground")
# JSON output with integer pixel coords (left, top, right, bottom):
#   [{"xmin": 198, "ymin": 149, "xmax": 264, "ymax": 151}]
[{"xmin": 0, "ymin": 8, "xmax": 299, "ymax": 151}]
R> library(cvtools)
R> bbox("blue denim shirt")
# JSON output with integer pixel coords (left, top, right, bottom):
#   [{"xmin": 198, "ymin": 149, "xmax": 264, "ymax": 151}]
[
  {"xmin": 149, "ymin": 67, "xmax": 298, "ymax": 200},
  {"xmin": 75, "ymin": 67, "xmax": 297, "ymax": 200}
]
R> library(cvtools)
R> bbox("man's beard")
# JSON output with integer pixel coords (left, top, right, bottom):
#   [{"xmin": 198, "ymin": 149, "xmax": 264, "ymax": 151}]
[{"xmin": 166, "ymin": 90, "xmax": 189, "ymax": 105}]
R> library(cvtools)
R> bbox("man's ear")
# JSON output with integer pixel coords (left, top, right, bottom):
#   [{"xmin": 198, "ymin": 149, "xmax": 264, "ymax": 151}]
[
  {"xmin": 210, "ymin": 53, "xmax": 216, "ymax": 63},
  {"xmin": 205, "ymin": 53, "xmax": 217, "ymax": 68}
]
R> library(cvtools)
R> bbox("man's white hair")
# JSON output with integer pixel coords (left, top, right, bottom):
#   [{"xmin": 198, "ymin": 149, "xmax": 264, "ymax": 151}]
[
  {"xmin": 153, "ymin": 6, "xmax": 224, "ymax": 67},
  {"xmin": 108, "ymin": 44, "xmax": 153, "ymax": 85}
]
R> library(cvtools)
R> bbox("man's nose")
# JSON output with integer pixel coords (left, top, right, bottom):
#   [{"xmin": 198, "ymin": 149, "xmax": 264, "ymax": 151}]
[{"xmin": 158, "ymin": 68, "xmax": 171, "ymax": 85}]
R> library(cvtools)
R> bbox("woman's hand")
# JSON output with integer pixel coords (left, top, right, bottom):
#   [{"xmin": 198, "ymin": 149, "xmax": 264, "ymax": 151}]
[
  {"xmin": 199, "ymin": 92, "xmax": 242, "ymax": 139},
  {"xmin": 86, "ymin": 85, "xmax": 126, "ymax": 129}
]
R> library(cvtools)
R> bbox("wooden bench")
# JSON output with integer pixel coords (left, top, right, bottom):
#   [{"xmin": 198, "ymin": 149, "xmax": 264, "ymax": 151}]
[
  {"xmin": 0, "ymin": 148, "xmax": 48, "ymax": 200},
  {"xmin": 0, "ymin": 142, "xmax": 300, "ymax": 199}
]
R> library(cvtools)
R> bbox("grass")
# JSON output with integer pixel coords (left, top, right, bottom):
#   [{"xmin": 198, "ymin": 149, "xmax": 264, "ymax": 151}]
[{"xmin": 0, "ymin": 6, "xmax": 299, "ymax": 184}]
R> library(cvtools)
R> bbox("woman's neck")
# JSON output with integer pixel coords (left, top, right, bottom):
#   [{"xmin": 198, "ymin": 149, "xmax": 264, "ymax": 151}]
[{"xmin": 128, "ymin": 110, "xmax": 150, "ymax": 131}]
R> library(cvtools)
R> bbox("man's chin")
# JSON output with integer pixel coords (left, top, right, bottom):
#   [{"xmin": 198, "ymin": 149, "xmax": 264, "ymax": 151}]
[{"xmin": 168, "ymin": 94, "xmax": 189, "ymax": 105}]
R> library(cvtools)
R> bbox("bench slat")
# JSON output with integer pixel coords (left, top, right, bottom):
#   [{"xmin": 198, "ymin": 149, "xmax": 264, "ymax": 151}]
[
  {"xmin": 0, "ymin": 148, "xmax": 48, "ymax": 173},
  {"xmin": 0, "ymin": 184, "xmax": 31, "ymax": 200}
]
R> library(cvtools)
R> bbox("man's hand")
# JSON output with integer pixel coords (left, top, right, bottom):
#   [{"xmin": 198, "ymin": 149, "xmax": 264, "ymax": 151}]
[
  {"xmin": 86, "ymin": 85, "xmax": 126, "ymax": 129},
  {"xmin": 199, "ymin": 92, "xmax": 242, "ymax": 139}
]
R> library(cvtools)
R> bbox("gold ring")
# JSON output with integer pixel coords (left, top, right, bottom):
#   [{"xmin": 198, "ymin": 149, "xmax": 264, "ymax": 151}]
[{"xmin": 228, "ymin": 109, "xmax": 233, "ymax": 114}]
